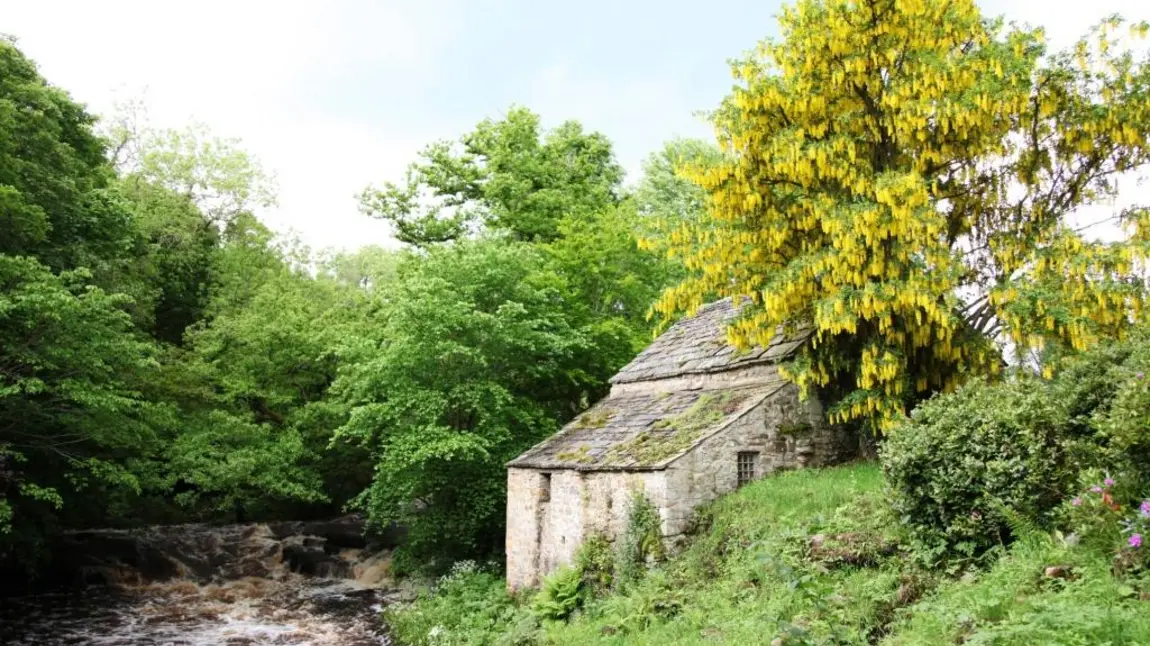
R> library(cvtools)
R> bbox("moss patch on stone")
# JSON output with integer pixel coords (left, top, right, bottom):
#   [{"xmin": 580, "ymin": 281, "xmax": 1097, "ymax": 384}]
[
  {"xmin": 778, "ymin": 421, "xmax": 813, "ymax": 436},
  {"xmin": 556, "ymin": 443, "xmax": 595, "ymax": 465},
  {"xmin": 605, "ymin": 391, "xmax": 753, "ymax": 466},
  {"xmin": 571, "ymin": 408, "xmax": 615, "ymax": 430}
]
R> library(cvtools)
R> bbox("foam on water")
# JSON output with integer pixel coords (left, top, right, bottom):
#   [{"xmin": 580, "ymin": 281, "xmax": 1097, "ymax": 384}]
[{"xmin": 0, "ymin": 521, "xmax": 394, "ymax": 645}]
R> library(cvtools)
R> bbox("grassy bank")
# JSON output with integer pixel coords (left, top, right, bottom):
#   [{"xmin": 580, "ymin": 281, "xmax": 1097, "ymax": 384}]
[{"xmin": 386, "ymin": 462, "xmax": 1150, "ymax": 645}]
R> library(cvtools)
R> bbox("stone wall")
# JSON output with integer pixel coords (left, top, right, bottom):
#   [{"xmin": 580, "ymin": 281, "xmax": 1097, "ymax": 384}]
[
  {"xmin": 506, "ymin": 467, "xmax": 665, "ymax": 590},
  {"xmin": 506, "ymin": 377, "xmax": 857, "ymax": 590},
  {"xmin": 662, "ymin": 381, "xmax": 857, "ymax": 541}
]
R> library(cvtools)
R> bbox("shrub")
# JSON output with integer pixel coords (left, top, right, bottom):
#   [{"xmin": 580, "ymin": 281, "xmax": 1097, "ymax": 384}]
[
  {"xmin": 1092, "ymin": 358, "xmax": 1150, "ymax": 483},
  {"xmin": 384, "ymin": 561, "xmax": 538, "ymax": 646},
  {"xmin": 530, "ymin": 565, "xmax": 583, "ymax": 621},
  {"xmin": 574, "ymin": 532, "xmax": 614, "ymax": 594},
  {"xmin": 616, "ymin": 490, "xmax": 665, "ymax": 584},
  {"xmin": 882, "ymin": 378, "xmax": 1080, "ymax": 561}
]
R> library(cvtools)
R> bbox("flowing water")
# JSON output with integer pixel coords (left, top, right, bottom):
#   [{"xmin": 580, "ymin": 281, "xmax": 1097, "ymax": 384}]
[{"xmin": 0, "ymin": 520, "xmax": 397, "ymax": 645}]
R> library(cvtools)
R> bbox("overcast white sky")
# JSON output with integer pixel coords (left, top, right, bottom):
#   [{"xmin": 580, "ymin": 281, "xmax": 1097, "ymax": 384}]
[{"xmin": 4, "ymin": 0, "xmax": 1148, "ymax": 251}]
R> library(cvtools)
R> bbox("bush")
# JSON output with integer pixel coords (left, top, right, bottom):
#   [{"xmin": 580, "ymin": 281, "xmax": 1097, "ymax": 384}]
[
  {"xmin": 531, "ymin": 565, "xmax": 583, "ymax": 621},
  {"xmin": 882, "ymin": 378, "xmax": 1081, "ymax": 561},
  {"xmin": 616, "ymin": 491, "xmax": 665, "ymax": 584},
  {"xmin": 384, "ymin": 561, "xmax": 539, "ymax": 646},
  {"xmin": 574, "ymin": 533, "xmax": 614, "ymax": 594}
]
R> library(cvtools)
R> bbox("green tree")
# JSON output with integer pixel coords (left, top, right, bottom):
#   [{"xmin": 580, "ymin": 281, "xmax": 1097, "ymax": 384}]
[
  {"xmin": 334, "ymin": 240, "xmax": 593, "ymax": 564},
  {"xmin": 0, "ymin": 256, "xmax": 160, "ymax": 563},
  {"xmin": 345, "ymin": 108, "xmax": 679, "ymax": 564},
  {"xmin": 360, "ymin": 107, "xmax": 623, "ymax": 245},
  {"xmin": 0, "ymin": 38, "xmax": 133, "ymax": 272},
  {"xmin": 111, "ymin": 179, "xmax": 220, "ymax": 344},
  {"xmin": 654, "ymin": 1, "xmax": 1150, "ymax": 427},
  {"xmin": 633, "ymin": 138, "xmax": 725, "ymax": 234},
  {"xmin": 318, "ymin": 244, "xmax": 401, "ymax": 292},
  {"xmin": 107, "ymin": 117, "xmax": 276, "ymax": 228}
]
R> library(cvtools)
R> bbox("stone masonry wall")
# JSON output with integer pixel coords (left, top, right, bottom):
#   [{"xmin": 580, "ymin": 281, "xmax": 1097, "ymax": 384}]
[
  {"xmin": 662, "ymin": 382, "xmax": 857, "ymax": 543},
  {"xmin": 506, "ymin": 467, "xmax": 665, "ymax": 590},
  {"xmin": 507, "ymin": 370, "xmax": 857, "ymax": 590}
]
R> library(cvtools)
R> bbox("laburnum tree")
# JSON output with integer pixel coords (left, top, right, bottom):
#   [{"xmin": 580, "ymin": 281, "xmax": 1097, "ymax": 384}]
[{"xmin": 653, "ymin": 0, "xmax": 1150, "ymax": 427}]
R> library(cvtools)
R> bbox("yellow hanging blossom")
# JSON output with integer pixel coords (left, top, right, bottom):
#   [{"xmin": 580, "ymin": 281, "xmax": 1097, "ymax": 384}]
[{"xmin": 649, "ymin": 1, "xmax": 1150, "ymax": 430}]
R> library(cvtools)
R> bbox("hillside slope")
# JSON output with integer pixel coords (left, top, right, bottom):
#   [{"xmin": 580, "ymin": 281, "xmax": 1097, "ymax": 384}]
[{"xmin": 388, "ymin": 463, "xmax": 1150, "ymax": 645}]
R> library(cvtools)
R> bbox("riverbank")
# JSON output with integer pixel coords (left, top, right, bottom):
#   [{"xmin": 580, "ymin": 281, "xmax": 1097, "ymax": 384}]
[
  {"xmin": 386, "ymin": 463, "xmax": 1150, "ymax": 645},
  {"xmin": 0, "ymin": 519, "xmax": 403, "ymax": 645}
]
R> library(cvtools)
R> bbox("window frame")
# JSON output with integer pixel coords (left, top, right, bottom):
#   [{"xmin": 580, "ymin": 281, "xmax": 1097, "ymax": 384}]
[{"xmin": 736, "ymin": 451, "xmax": 758, "ymax": 488}]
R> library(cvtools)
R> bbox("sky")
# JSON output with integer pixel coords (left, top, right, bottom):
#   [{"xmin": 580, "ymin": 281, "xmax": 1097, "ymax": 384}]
[{"xmin": 4, "ymin": 0, "xmax": 1149, "ymax": 251}]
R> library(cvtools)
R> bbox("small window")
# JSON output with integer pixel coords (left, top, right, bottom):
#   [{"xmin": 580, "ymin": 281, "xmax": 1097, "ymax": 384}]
[
  {"xmin": 540, "ymin": 473, "xmax": 552, "ymax": 503},
  {"xmin": 737, "ymin": 452, "xmax": 758, "ymax": 487}
]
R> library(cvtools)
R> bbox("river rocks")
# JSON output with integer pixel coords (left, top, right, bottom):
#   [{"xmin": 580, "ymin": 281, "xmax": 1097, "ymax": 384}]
[
  {"xmin": 61, "ymin": 530, "xmax": 184, "ymax": 585},
  {"xmin": 5, "ymin": 516, "xmax": 381, "ymax": 592},
  {"xmin": 281, "ymin": 535, "xmax": 350, "ymax": 578},
  {"xmin": 268, "ymin": 514, "xmax": 367, "ymax": 549}
]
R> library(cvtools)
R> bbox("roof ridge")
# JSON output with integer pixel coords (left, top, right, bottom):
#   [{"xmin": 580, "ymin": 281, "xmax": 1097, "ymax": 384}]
[{"xmin": 610, "ymin": 299, "xmax": 804, "ymax": 385}]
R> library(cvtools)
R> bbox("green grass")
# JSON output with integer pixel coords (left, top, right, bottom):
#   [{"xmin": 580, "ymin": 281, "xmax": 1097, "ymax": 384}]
[{"xmin": 386, "ymin": 462, "xmax": 1150, "ymax": 645}]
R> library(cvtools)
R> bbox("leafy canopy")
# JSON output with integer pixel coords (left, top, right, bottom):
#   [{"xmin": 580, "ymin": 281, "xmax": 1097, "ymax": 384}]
[
  {"xmin": 333, "ymin": 241, "xmax": 593, "ymax": 563},
  {"xmin": 359, "ymin": 106, "xmax": 622, "ymax": 245},
  {"xmin": 653, "ymin": 0, "xmax": 1150, "ymax": 427},
  {"xmin": 0, "ymin": 38, "xmax": 132, "ymax": 272}
]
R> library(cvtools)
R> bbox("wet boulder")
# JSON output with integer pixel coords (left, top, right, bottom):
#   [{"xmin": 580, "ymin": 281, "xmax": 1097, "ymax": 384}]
[
  {"xmin": 281, "ymin": 535, "xmax": 350, "ymax": 578},
  {"xmin": 269, "ymin": 514, "xmax": 367, "ymax": 549}
]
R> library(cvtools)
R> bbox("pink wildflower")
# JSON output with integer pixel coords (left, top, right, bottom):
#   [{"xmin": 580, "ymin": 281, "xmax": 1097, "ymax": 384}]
[
  {"xmin": 1072, "ymin": 497, "xmax": 1083, "ymax": 507},
  {"xmin": 1130, "ymin": 534, "xmax": 1143, "ymax": 548}
]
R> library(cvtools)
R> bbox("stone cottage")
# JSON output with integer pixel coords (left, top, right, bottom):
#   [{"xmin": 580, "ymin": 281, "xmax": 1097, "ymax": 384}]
[{"xmin": 505, "ymin": 299, "xmax": 857, "ymax": 590}]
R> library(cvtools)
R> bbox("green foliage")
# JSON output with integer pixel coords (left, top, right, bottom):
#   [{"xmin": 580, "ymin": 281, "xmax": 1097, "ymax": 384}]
[
  {"xmin": 0, "ymin": 255, "xmax": 160, "ymax": 562},
  {"xmin": 615, "ymin": 491, "xmax": 667, "ymax": 585},
  {"xmin": 632, "ymin": 138, "xmax": 726, "ymax": 262},
  {"xmin": 532, "ymin": 534, "xmax": 621, "ymax": 622},
  {"xmin": 885, "ymin": 536, "xmax": 1150, "ymax": 645},
  {"xmin": 882, "ymin": 378, "xmax": 1079, "ymax": 561},
  {"xmin": 334, "ymin": 240, "xmax": 596, "ymax": 564},
  {"xmin": 109, "ymin": 115, "xmax": 276, "ymax": 227},
  {"xmin": 161, "ymin": 411, "xmax": 325, "ymax": 515},
  {"xmin": 574, "ymin": 533, "xmax": 615, "ymax": 594},
  {"xmin": 114, "ymin": 178, "xmax": 220, "ymax": 343},
  {"xmin": 384, "ymin": 561, "xmax": 538, "ymax": 646},
  {"xmin": 0, "ymin": 38, "xmax": 133, "ymax": 272},
  {"xmin": 531, "ymin": 565, "xmax": 584, "ymax": 621},
  {"xmin": 882, "ymin": 333, "xmax": 1150, "ymax": 563},
  {"xmin": 360, "ymin": 107, "xmax": 622, "ymax": 245},
  {"xmin": 1090, "ymin": 351, "xmax": 1150, "ymax": 483}
]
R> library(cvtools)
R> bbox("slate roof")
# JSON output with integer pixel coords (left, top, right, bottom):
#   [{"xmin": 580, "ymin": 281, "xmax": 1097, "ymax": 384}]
[
  {"xmin": 508, "ymin": 299, "xmax": 807, "ymax": 471},
  {"xmin": 610, "ymin": 298, "xmax": 806, "ymax": 385},
  {"xmin": 507, "ymin": 382, "xmax": 787, "ymax": 470}
]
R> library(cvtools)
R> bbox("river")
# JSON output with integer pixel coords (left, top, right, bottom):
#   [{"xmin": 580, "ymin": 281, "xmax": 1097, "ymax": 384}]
[{"xmin": 0, "ymin": 520, "xmax": 397, "ymax": 645}]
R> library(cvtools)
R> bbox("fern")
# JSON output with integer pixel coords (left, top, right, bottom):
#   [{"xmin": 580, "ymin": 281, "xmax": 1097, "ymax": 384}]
[
  {"xmin": 531, "ymin": 565, "xmax": 583, "ymax": 621},
  {"xmin": 992, "ymin": 500, "xmax": 1047, "ymax": 547},
  {"xmin": 617, "ymin": 491, "xmax": 665, "ymax": 584}
]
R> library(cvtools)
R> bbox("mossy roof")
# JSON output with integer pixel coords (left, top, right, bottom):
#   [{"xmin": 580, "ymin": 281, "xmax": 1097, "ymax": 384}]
[
  {"xmin": 506, "ymin": 382, "xmax": 786, "ymax": 471},
  {"xmin": 609, "ymin": 299, "xmax": 806, "ymax": 385}
]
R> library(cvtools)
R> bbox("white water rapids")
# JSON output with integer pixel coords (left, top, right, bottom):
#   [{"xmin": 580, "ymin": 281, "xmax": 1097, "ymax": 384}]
[{"xmin": 0, "ymin": 521, "xmax": 397, "ymax": 645}]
